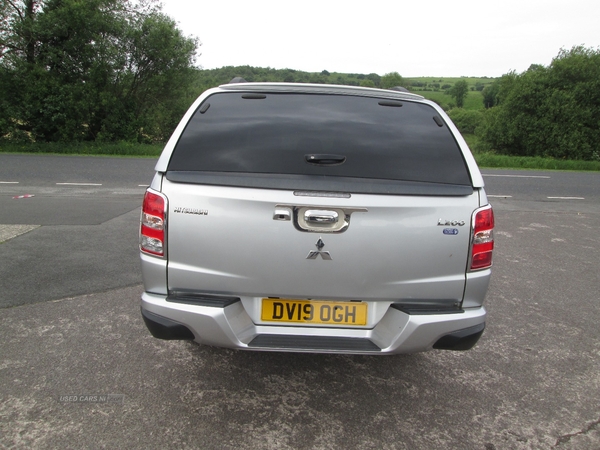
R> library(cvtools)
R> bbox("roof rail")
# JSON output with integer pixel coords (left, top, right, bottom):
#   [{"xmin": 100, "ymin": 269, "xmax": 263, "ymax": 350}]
[{"xmin": 229, "ymin": 77, "xmax": 248, "ymax": 84}]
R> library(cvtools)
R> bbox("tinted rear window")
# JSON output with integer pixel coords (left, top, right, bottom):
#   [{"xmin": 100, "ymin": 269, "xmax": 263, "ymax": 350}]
[{"xmin": 168, "ymin": 92, "xmax": 471, "ymax": 186}]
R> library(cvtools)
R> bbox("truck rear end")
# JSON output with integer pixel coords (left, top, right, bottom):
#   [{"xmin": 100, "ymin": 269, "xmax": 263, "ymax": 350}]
[{"xmin": 140, "ymin": 83, "xmax": 494, "ymax": 354}]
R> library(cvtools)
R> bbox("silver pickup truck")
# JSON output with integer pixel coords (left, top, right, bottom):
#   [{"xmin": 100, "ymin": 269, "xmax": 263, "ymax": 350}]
[{"xmin": 139, "ymin": 82, "xmax": 494, "ymax": 355}]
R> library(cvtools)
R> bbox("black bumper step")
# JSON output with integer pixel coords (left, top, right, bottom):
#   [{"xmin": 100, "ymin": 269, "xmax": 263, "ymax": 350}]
[{"xmin": 249, "ymin": 335, "xmax": 381, "ymax": 352}]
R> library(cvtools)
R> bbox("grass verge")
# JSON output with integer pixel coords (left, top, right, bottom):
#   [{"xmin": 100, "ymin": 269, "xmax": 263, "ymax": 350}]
[
  {"xmin": 462, "ymin": 135, "xmax": 600, "ymax": 171},
  {"xmin": 2, "ymin": 141, "xmax": 599, "ymax": 171},
  {"xmin": 474, "ymin": 153, "xmax": 600, "ymax": 171},
  {"xmin": 0, "ymin": 141, "xmax": 163, "ymax": 157}
]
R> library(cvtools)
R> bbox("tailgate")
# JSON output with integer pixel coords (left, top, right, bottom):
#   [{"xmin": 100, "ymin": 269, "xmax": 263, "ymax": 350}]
[{"xmin": 163, "ymin": 179, "xmax": 478, "ymax": 303}]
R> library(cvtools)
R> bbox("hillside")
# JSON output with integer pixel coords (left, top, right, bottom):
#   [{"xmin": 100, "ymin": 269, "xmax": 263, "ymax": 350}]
[{"xmin": 193, "ymin": 67, "xmax": 495, "ymax": 111}]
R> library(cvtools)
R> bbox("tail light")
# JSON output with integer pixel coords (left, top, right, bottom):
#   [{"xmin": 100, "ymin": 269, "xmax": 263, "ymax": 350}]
[
  {"xmin": 140, "ymin": 190, "xmax": 167, "ymax": 256},
  {"xmin": 470, "ymin": 205, "xmax": 494, "ymax": 271}
]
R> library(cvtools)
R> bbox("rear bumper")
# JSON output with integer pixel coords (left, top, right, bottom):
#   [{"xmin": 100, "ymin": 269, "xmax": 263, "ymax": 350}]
[{"xmin": 141, "ymin": 292, "xmax": 486, "ymax": 354}]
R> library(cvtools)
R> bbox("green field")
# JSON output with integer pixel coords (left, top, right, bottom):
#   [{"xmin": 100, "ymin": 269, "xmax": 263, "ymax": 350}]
[
  {"xmin": 406, "ymin": 76, "xmax": 495, "ymax": 110},
  {"xmin": 409, "ymin": 90, "xmax": 486, "ymax": 110}
]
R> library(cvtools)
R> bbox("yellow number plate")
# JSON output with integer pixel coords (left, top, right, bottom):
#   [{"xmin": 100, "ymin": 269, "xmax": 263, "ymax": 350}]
[{"xmin": 261, "ymin": 299, "xmax": 367, "ymax": 326}]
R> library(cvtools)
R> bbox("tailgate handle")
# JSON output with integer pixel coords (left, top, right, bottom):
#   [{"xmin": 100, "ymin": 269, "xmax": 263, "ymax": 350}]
[
  {"xmin": 305, "ymin": 154, "xmax": 346, "ymax": 166},
  {"xmin": 304, "ymin": 210, "xmax": 339, "ymax": 224}
]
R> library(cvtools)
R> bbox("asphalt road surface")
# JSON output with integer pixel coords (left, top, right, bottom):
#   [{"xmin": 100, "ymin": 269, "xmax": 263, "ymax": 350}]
[{"xmin": 1, "ymin": 154, "xmax": 599, "ymax": 449}]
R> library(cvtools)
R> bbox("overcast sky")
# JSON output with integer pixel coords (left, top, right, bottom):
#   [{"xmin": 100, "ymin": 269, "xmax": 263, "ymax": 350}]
[{"xmin": 160, "ymin": 0, "xmax": 600, "ymax": 77}]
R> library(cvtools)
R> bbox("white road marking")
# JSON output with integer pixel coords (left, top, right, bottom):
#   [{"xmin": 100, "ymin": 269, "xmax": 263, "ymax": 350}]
[
  {"xmin": 488, "ymin": 195, "xmax": 513, "ymax": 198},
  {"xmin": 0, "ymin": 181, "xmax": 19, "ymax": 184},
  {"xmin": 56, "ymin": 183, "xmax": 102, "ymax": 186},
  {"xmin": 547, "ymin": 197, "xmax": 584, "ymax": 200},
  {"xmin": 483, "ymin": 174, "xmax": 551, "ymax": 179}
]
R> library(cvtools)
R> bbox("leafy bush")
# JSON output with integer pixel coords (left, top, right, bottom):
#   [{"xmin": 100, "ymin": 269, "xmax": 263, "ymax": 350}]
[
  {"xmin": 478, "ymin": 46, "xmax": 600, "ymax": 160},
  {"xmin": 447, "ymin": 109, "xmax": 484, "ymax": 134}
]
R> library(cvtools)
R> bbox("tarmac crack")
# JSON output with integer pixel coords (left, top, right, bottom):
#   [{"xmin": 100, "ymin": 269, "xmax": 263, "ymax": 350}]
[{"xmin": 555, "ymin": 417, "xmax": 600, "ymax": 447}]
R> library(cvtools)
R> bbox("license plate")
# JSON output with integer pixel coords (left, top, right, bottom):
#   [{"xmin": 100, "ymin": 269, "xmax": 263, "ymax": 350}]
[{"xmin": 261, "ymin": 299, "xmax": 367, "ymax": 326}]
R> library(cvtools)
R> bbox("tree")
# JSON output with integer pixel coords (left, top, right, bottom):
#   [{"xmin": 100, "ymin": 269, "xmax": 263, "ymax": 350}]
[
  {"xmin": 0, "ymin": 0, "xmax": 198, "ymax": 142},
  {"xmin": 0, "ymin": 0, "xmax": 45, "ymax": 140},
  {"xmin": 448, "ymin": 79, "xmax": 469, "ymax": 108},
  {"xmin": 0, "ymin": 0, "xmax": 43, "ymax": 64},
  {"xmin": 365, "ymin": 72, "xmax": 381, "ymax": 87},
  {"xmin": 380, "ymin": 71, "xmax": 404, "ymax": 89},
  {"xmin": 481, "ymin": 80, "xmax": 500, "ymax": 108}
]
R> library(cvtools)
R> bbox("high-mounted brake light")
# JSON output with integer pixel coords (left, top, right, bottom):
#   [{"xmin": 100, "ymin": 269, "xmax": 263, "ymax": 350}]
[
  {"xmin": 470, "ymin": 205, "xmax": 494, "ymax": 271},
  {"xmin": 140, "ymin": 190, "xmax": 167, "ymax": 256}
]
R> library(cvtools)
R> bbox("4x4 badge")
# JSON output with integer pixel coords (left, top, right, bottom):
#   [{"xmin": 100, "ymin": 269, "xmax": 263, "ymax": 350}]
[{"xmin": 306, "ymin": 238, "xmax": 332, "ymax": 260}]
